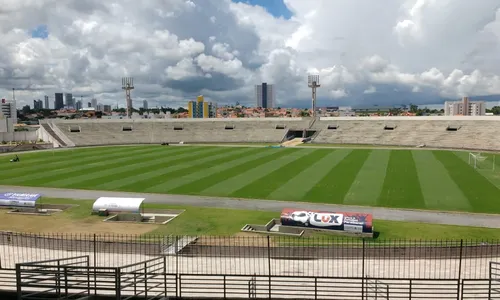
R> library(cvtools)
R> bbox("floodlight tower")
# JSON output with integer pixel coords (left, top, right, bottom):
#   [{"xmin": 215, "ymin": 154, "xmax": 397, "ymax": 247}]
[
  {"xmin": 122, "ymin": 77, "xmax": 134, "ymax": 118},
  {"xmin": 308, "ymin": 74, "xmax": 320, "ymax": 118}
]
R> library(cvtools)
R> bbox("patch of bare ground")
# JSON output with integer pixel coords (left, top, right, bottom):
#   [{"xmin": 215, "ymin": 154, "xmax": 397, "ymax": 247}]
[
  {"xmin": 0, "ymin": 211, "xmax": 158, "ymax": 235},
  {"xmin": 197, "ymin": 233, "xmax": 276, "ymax": 247}
]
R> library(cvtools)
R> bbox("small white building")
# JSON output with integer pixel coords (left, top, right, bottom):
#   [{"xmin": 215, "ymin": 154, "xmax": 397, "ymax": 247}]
[{"xmin": 92, "ymin": 197, "xmax": 145, "ymax": 214}]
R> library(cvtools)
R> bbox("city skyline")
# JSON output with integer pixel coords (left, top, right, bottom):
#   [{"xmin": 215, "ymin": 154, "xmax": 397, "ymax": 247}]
[{"xmin": 2, "ymin": 1, "xmax": 500, "ymax": 109}]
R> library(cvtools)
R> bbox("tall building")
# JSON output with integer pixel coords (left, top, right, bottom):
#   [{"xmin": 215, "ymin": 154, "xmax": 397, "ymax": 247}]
[
  {"xmin": 65, "ymin": 93, "xmax": 74, "ymax": 108},
  {"xmin": 1, "ymin": 99, "xmax": 17, "ymax": 128},
  {"xmin": 91, "ymin": 98, "xmax": 97, "ymax": 109},
  {"xmin": 188, "ymin": 95, "xmax": 217, "ymax": 118},
  {"xmin": 33, "ymin": 99, "xmax": 43, "ymax": 110},
  {"xmin": 54, "ymin": 93, "xmax": 64, "ymax": 110},
  {"xmin": 76, "ymin": 100, "xmax": 83, "ymax": 110},
  {"xmin": 255, "ymin": 82, "xmax": 275, "ymax": 109},
  {"xmin": 444, "ymin": 97, "xmax": 486, "ymax": 116},
  {"xmin": 103, "ymin": 105, "xmax": 112, "ymax": 113},
  {"xmin": 44, "ymin": 95, "xmax": 49, "ymax": 109},
  {"xmin": 143, "ymin": 100, "xmax": 148, "ymax": 110}
]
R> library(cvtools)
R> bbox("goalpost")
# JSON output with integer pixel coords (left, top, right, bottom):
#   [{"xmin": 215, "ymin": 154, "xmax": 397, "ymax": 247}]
[{"xmin": 469, "ymin": 152, "xmax": 495, "ymax": 171}]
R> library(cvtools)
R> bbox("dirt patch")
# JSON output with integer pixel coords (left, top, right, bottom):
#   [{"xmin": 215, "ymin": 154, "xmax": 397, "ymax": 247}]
[
  {"xmin": 197, "ymin": 233, "xmax": 276, "ymax": 247},
  {"xmin": 0, "ymin": 211, "xmax": 158, "ymax": 235}
]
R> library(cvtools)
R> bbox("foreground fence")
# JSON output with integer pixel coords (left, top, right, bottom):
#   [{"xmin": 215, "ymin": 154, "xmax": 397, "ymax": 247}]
[
  {"xmin": 13, "ymin": 255, "xmax": 500, "ymax": 299},
  {"xmin": 1, "ymin": 232, "xmax": 499, "ymax": 281}
]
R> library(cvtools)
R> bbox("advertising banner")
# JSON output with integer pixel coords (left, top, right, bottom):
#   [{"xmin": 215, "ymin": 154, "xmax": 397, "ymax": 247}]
[
  {"xmin": 0, "ymin": 193, "xmax": 41, "ymax": 208},
  {"xmin": 280, "ymin": 208, "xmax": 373, "ymax": 233}
]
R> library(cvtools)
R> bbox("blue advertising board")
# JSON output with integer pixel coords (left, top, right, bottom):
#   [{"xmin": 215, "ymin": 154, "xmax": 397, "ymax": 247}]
[{"xmin": 0, "ymin": 193, "xmax": 41, "ymax": 207}]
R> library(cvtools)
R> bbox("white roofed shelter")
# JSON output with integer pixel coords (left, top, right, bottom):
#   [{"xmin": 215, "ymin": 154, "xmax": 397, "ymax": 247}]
[{"xmin": 92, "ymin": 197, "xmax": 145, "ymax": 214}]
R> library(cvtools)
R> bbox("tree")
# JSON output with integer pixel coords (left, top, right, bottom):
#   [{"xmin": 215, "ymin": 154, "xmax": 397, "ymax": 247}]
[
  {"xmin": 491, "ymin": 106, "xmax": 500, "ymax": 115},
  {"xmin": 409, "ymin": 104, "xmax": 418, "ymax": 113}
]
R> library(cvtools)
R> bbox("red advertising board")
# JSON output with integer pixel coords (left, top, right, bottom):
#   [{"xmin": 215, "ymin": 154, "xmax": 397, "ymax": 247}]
[{"xmin": 280, "ymin": 208, "xmax": 373, "ymax": 233}]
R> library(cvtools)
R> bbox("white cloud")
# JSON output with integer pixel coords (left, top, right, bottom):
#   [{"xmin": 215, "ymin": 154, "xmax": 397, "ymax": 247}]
[
  {"xmin": 364, "ymin": 86, "xmax": 376, "ymax": 94},
  {"xmin": 1, "ymin": 0, "xmax": 500, "ymax": 109}
]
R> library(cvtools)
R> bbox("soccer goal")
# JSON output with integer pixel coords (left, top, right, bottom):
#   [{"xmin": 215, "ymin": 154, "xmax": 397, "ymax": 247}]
[{"xmin": 469, "ymin": 152, "xmax": 495, "ymax": 171}]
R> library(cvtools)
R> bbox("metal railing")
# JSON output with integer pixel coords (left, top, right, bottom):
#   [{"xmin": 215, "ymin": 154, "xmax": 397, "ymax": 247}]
[
  {"xmin": 248, "ymin": 273, "xmax": 256, "ymax": 299},
  {"xmin": 16, "ymin": 256, "xmax": 169, "ymax": 300},
  {"xmin": 490, "ymin": 261, "xmax": 500, "ymax": 299},
  {"xmin": 365, "ymin": 279, "xmax": 389, "ymax": 300},
  {"xmin": 16, "ymin": 256, "xmax": 96, "ymax": 299},
  {"xmin": 118, "ymin": 257, "xmax": 168, "ymax": 300},
  {"xmin": 1, "ymin": 233, "xmax": 500, "ymax": 280},
  {"xmin": 13, "ymin": 259, "xmax": 500, "ymax": 299}
]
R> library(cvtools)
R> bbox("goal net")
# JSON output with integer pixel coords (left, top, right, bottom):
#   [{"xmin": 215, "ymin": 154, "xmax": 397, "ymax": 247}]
[{"xmin": 468, "ymin": 152, "xmax": 493, "ymax": 170}]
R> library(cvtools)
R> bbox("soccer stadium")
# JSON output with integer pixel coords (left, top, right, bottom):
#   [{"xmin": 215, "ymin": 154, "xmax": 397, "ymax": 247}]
[{"xmin": 1, "ymin": 116, "xmax": 500, "ymax": 299}]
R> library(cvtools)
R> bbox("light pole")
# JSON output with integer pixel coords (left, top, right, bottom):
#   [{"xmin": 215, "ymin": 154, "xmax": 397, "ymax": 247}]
[
  {"xmin": 307, "ymin": 75, "xmax": 321, "ymax": 118},
  {"xmin": 122, "ymin": 77, "xmax": 135, "ymax": 118}
]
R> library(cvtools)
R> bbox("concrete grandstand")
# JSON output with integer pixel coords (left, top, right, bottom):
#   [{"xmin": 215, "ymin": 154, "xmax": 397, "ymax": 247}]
[{"xmin": 37, "ymin": 116, "xmax": 500, "ymax": 150}]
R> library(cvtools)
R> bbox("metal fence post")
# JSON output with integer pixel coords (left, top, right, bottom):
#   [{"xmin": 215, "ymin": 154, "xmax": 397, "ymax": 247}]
[
  {"xmin": 223, "ymin": 275, "xmax": 226, "ymax": 299},
  {"xmin": 314, "ymin": 277, "xmax": 317, "ymax": 300},
  {"xmin": 267, "ymin": 235, "xmax": 271, "ymax": 299},
  {"xmin": 175, "ymin": 235, "xmax": 180, "ymax": 273},
  {"xmin": 15, "ymin": 264, "xmax": 22, "ymax": 300},
  {"xmin": 457, "ymin": 239, "xmax": 463, "ymax": 300},
  {"xmin": 409, "ymin": 279, "xmax": 412, "ymax": 300},
  {"xmin": 362, "ymin": 239, "xmax": 365, "ymax": 300},
  {"xmin": 93, "ymin": 234, "xmax": 97, "ymax": 297},
  {"xmin": 163, "ymin": 256, "xmax": 167, "ymax": 298},
  {"xmin": 63, "ymin": 267, "xmax": 68, "ymax": 298},
  {"xmin": 178, "ymin": 274, "xmax": 182, "ymax": 299},
  {"xmin": 115, "ymin": 268, "xmax": 121, "ymax": 300},
  {"xmin": 56, "ymin": 260, "xmax": 61, "ymax": 298},
  {"xmin": 489, "ymin": 262, "xmax": 492, "ymax": 300},
  {"xmin": 144, "ymin": 262, "xmax": 148, "ymax": 299}
]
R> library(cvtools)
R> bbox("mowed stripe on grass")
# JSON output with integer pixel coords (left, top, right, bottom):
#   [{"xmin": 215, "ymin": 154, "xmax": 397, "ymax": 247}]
[
  {"xmin": 266, "ymin": 149, "xmax": 352, "ymax": 201},
  {"xmin": 434, "ymin": 151, "xmax": 500, "ymax": 213},
  {"xmin": 302, "ymin": 150, "xmax": 371, "ymax": 204},
  {"xmin": 169, "ymin": 148, "xmax": 295, "ymax": 196},
  {"xmin": 229, "ymin": 149, "xmax": 329, "ymax": 199},
  {"xmin": 147, "ymin": 148, "xmax": 278, "ymax": 193},
  {"xmin": 201, "ymin": 149, "xmax": 309, "ymax": 196},
  {"xmin": 7, "ymin": 145, "xmax": 500, "ymax": 214},
  {"xmin": 43, "ymin": 147, "xmax": 211, "ymax": 188},
  {"xmin": 377, "ymin": 150, "xmax": 425, "ymax": 209},
  {"xmin": 89, "ymin": 147, "xmax": 231, "ymax": 191},
  {"xmin": 0, "ymin": 146, "xmax": 146, "ymax": 168},
  {"xmin": 412, "ymin": 151, "xmax": 471, "ymax": 211},
  {"xmin": 2, "ymin": 146, "xmax": 159, "ymax": 185},
  {"xmin": 0, "ymin": 146, "xmax": 148, "ymax": 181},
  {"xmin": 142, "ymin": 147, "xmax": 260, "ymax": 193},
  {"xmin": 343, "ymin": 150, "xmax": 390, "ymax": 206}
]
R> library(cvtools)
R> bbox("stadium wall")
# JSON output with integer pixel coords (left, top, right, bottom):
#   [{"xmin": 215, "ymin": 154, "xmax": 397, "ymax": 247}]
[
  {"xmin": 312, "ymin": 116, "xmax": 500, "ymax": 150},
  {"xmin": 38, "ymin": 116, "xmax": 500, "ymax": 150},
  {"xmin": 0, "ymin": 132, "xmax": 38, "ymax": 142}
]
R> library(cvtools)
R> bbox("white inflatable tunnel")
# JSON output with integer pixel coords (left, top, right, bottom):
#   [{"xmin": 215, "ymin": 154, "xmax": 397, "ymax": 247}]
[{"xmin": 92, "ymin": 197, "xmax": 145, "ymax": 214}]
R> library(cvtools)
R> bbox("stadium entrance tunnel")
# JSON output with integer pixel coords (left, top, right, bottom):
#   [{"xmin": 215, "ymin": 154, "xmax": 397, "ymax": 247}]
[{"xmin": 286, "ymin": 130, "xmax": 317, "ymax": 139}]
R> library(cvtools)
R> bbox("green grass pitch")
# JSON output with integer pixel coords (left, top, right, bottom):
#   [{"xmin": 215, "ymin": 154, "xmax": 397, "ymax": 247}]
[{"xmin": 2, "ymin": 145, "xmax": 500, "ymax": 214}]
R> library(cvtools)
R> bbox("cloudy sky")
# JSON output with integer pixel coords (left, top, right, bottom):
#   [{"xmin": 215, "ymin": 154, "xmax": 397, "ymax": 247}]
[{"xmin": 2, "ymin": 0, "xmax": 500, "ymax": 109}]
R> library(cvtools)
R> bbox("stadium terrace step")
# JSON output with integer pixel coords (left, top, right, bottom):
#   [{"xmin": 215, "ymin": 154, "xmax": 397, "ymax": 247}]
[
  {"xmin": 241, "ymin": 225, "xmax": 256, "ymax": 232},
  {"xmin": 41, "ymin": 123, "xmax": 67, "ymax": 147},
  {"xmin": 162, "ymin": 236, "xmax": 198, "ymax": 255}
]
